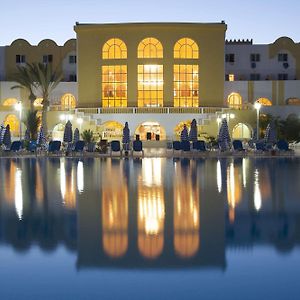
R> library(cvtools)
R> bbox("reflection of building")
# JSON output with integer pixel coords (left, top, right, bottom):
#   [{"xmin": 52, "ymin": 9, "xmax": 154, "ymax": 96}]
[
  {"xmin": 102, "ymin": 160, "xmax": 128, "ymax": 258},
  {"xmin": 173, "ymin": 160, "xmax": 200, "ymax": 258}
]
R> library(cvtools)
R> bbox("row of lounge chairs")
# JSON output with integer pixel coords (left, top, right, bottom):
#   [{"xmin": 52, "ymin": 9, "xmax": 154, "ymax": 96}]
[
  {"xmin": 170, "ymin": 139, "xmax": 293, "ymax": 154},
  {"xmin": 110, "ymin": 140, "xmax": 144, "ymax": 157}
]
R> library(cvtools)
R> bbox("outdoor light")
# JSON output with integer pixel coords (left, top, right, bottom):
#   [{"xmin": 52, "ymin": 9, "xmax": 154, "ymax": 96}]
[
  {"xmin": 216, "ymin": 117, "xmax": 222, "ymax": 131},
  {"xmin": 15, "ymin": 102, "xmax": 22, "ymax": 140},
  {"xmin": 77, "ymin": 118, "xmax": 83, "ymax": 131},
  {"xmin": 230, "ymin": 113, "xmax": 235, "ymax": 119},
  {"xmin": 254, "ymin": 102, "xmax": 262, "ymax": 140},
  {"xmin": 68, "ymin": 115, "xmax": 74, "ymax": 121},
  {"xmin": 60, "ymin": 114, "xmax": 66, "ymax": 121}
]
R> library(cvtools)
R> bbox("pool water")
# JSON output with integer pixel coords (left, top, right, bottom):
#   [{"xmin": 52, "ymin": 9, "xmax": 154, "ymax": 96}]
[{"xmin": 0, "ymin": 157, "xmax": 300, "ymax": 299}]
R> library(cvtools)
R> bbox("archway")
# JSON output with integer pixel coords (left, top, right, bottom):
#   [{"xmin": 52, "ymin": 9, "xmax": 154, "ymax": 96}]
[
  {"xmin": 135, "ymin": 122, "xmax": 166, "ymax": 141},
  {"xmin": 52, "ymin": 123, "xmax": 65, "ymax": 141},
  {"xmin": 174, "ymin": 120, "xmax": 192, "ymax": 139},
  {"xmin": 101, "ymin": 121, "xmax": 124, "ymax": 140},
  {"xmin": 2, "ymin": 98, "xmax": 18, "ymax": 107},
  {"xmin": 256, "ymin": 98, "xmax": 272, "ymax": 106},
  {"xmin": 61, "ymin": 93, "xmax": 76, "ymax": 109},
  {"xmin": 4, "ymin": 114, "xmax": 19, "ymax": 136},
  {"xmin": 232, "ymin": 123, "xmax": 252, "ymax": 139}
]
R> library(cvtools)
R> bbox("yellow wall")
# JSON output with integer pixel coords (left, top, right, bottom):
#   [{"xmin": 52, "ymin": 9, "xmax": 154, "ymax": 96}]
[
  {"xmin": 5, "ymin": 39, "xmax": 76, "ymax": 80},
  {"xmin": 74, "ymin": 22, "xmax": 227, "ymax": 108}
]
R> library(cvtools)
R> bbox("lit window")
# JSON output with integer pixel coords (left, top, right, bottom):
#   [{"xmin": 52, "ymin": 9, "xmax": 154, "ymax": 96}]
[
  {"xmin": 174, "ymin": 38, "xmax": 198, "ymax": 59},
  {"xmin": 138, "ymin": 65, "xmax": 163, "ymax": 107},
  {"xmin": 174, "ymin": 65, "xmax": 198, "ymax": 107},
  {"xmin": 2, "ymin": 98, "xmax": 18, "ymax": 106},
  {"xmin": 34, "ymin": 98, "xmax": 43, "ymax": 107},
  {"xmin": 102, "ymin": 65, "xmax": 127, "ymax": 107},
  {"xmin": 229, "ymin": 74, "xmax": 235, "ymax": 81},
  {"xmin": 61, "ymin": 93, "xmax": 76, "ymax": 109},
  {"xmin": 138, "ymin": 38, "xmax": 163, "ymax": 58},
  {"xmin": 102, "ymin": 38, "xmax": 127, "ymax": 59},
  {"xmin": 227, "ymin": 92, "xmax": 242, "ymax": 109},
  {"xmin": 4, "ymin": 114, "xmax": 19, "ymax": 135},
  {"xmin": 256, "ymin": 98, "xmax": 272, "ymax": 106},
  {"xmin": 286, "ymin": 98, "xmax": 300, "ymax": 105}
]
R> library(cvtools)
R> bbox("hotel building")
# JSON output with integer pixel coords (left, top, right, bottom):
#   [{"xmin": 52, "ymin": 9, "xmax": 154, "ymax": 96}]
[{"xmin": 0, "ymin": 22, "xmax": 299, "ymax": 140}]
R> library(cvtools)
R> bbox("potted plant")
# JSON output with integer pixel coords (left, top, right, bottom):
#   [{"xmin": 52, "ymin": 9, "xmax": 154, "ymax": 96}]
[{"xmin": 81, "ymin": 129, "xmax": 95, "ymax": 152}]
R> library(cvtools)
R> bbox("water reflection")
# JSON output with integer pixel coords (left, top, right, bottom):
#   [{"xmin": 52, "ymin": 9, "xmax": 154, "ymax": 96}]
[
  {"xmin": 138, "ymin": 158, "xmax": 165, "ymax": 259},
  {"xmin": 173, "ymin": 159, "xmax": 200, "ymax": 258},
  {"xmin": 0, "ymin": 157, "xmax": 300, "ymax": 269},
  {"xmin": 102, "ymin": 159, "xmax": 128, "ymax": 258}
]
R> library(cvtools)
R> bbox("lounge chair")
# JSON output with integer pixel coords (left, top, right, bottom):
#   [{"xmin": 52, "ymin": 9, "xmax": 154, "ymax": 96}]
[
  {"xmin": 232, "ymin": 140, "xmax": 245, "ymax": 152},
  {"xmin": 5, "ymin": 141, "xmax": 22, "ymax": 153},
  {"xmin": 110, "ymin": 140, "xmax": 122, "ymax": 156},
  {"xmin": 132, "ymin": 140, "xmax": 144, "ymax": 157},
  {"xmin": 181, "ymin": 141, "xmax": 191, "ymax": 152},
  {"xmin": 98, "ymin": 140, "xmax": 108, "ymax": 154},
  {"xmin": 277, "ymin": 139, "xmax": 290, "ymax": 151},
  {"xmin": 172, "ymin": 141, "xmax": 181, "ymax": 152},
  {"xmin": 48, "ymin": 140, "xmax": 61, "ymax": 155},
  {"xmin": 28, "ymin": 141, "xmax": 37, "ymax": 152},
  {"xmin": 255, "ymin": 141, "xmax": 267, "ymax": 152},
  {"xmin": 192, "ymin": 140, "xmax": 207, "ymax": 152},
  {"xmin": 73, "ymin": 140, "xmax": 85, "ymax": 154}
]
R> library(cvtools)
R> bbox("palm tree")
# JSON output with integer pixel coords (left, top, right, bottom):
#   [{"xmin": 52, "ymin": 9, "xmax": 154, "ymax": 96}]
[
  {"xmin": 29, "ymin": 62, "xmax": 63, "ymax": 135},
  {"xmin": 10, "ymin": 64, "xmax": 36, "ymax": 111}
]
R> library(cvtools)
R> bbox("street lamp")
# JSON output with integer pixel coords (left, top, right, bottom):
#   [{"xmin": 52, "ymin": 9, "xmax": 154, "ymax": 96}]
[
  {"xmin": 77, "ymin": 118, "xmax": 83, "ymax": 131},
  {"xmin": 15, "ymin": 102, "xmax": 22, "ymax": 140},
  {"xmin": 254, "ymin": 102, "xmax": 262, "ymax": 140}
]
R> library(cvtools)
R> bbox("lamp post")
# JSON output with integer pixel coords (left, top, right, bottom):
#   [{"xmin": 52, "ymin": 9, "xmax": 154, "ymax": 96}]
[
  {"xmin": 77, "ymin": 118, "xmax": 83, "ymax": 132},
  {"xmin": 15, "ymin": 102, "xmax": 22, "ymax": 140},
  {"xmin": 254, "ymin": 102, "xmax": 262, "ymax": 140}
]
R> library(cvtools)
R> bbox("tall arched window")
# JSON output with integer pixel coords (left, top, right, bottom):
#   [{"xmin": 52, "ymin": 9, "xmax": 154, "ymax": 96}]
[
  {"xmin": 138, "ymin": 38, "xmax": 163, "ymax": 58},
  {"xmin": 232, "ymin": 123, "xmax": 252, "ymax": 139},
  {"xmin": 227, "ymin": 93, "xmax": 242, "ymax": 109},
  {"xmin": 256, "ymin": 98, "xmax": 272, "ymax": 106},
  {"xmin": 174, "ymin": 38, "xmax": 199, "ymax": 59},
  {"xmin": 102, "ymin": 38, "xmax": 127, "ymax": 59}
]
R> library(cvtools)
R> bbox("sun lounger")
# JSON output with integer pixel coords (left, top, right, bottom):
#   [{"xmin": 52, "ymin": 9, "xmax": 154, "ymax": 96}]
[
  {"xmin": 232, "ymin": 140, "xmax": 245, "ymax": 152},
  {"xmin": 4, "ymin": 141, "xmax": 22, "ymax": 153},
  {"xmin": 48, "ymin": 140, "xmax": 61, "ymax": 155},
  {"xmin": 277, "ymin": 139, "xmax": 291, "ymax": 151},
  {"xmin": 181, "ymin": 141, "xmax": 191, "ymax": 152},
  {"xmin": 110, "ymin": 140, "xmax": 122, "ymax": 156},
  {"xmin": 132, "ymin": 140, "xmax": 144, "ymax": 157},
  {"xmin": 192, "ymin": 140, "xmax": 207, "ymax": 152},
  {"xmin": 72, "ymin": 140, "xmax": 85, "ymax": 155}
]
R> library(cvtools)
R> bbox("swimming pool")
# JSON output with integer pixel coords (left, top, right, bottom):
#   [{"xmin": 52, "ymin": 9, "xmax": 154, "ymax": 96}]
[{"xmin": 0, "ymin": 157, "xmax": 299, "ymax": 299}]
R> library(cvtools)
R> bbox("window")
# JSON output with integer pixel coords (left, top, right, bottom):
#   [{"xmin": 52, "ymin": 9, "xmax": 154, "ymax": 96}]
[
  {"xmin": 278, "ymin": 53, "xmax": 288, "ymax": 62},
  {"xmin": 174, "ymin": 65, "xmax": 198, "ymax": 107},
  {"xmin": 102, "ymin": 65, "xmax": 127, "ymax": 107},
  {"xmin": 43, "ymin": 54, "xmax": 53, "ymax": 64},
  {"xmin": 69, "ymin": 55, "xmax": 77, "ymax": 64},
  {"xmin": 250, "ymin": 54, "xmax": 260, "ymax": 62},
  {"xmin": 138, "ymin": 38, "xmax": 163, "ymax": 58},
  {"xmin": 103, "ymin": 38, "xmax": 127, "ymax": 59},
  {"xmin": 278, "ymin": 73, "xmax": 288, "ymax": 80},
  {"xmin": 61, "ymin": 93, "xmax": 76, "ymax": 109},
  {"xmin": 286, "ymin": 98, "xmax": 300, "ymax": 105},
  {"xmin": 227, "ymin": 93, "xmax": 242, "ymax": 109},
  {"xmin": 256, "ymin": 98, "xmax": 272, "ymax": 106},
  {"xmin": 225, "ymin": 54, "xmax": 235, "ymax": 63},
  {"xmin": 2, "ymin": 98, "xmax": 18, "ymax": 106},
  {"xmin": 229, "ymin": 74, "xmax": 235, "ymax": 81},
  {"xmin": 69, "ymin": 74, "xmax": 77, "ymax": 82},
  {"xmin": 174, "ymin": 38, "xmax": 198, "ymax": 59},
  {"xmin": 16, "ymin": 55, "xmax": 26, "ymax": 64},
  {"xmin": 250, "ymin": 74, "xmax": 260, "ymax": 80},
  {"xmin": 138, "ymin": 65, "xmax": 163, "ymax": 107}
]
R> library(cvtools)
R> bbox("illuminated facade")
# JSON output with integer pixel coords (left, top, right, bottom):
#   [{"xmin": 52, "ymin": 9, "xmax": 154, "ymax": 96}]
[{"xmin": 0, "ymin": 23, "xmax": 300, "ymax": 140}]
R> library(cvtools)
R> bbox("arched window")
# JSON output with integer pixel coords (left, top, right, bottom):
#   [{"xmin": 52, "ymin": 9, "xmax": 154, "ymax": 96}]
[
  {"xmin": 52, "ymin": 123, "xmax": 65, "ymax": 141},
  {"xmin": 227, "ymin": 93, "xmax": 242, "ymax": 109},
  {"xmin": 4, "ymin": 114, "xmax": 19, "ymax": 135},
  {"xmin": 286, "ymin": 98, "xmax": 300, "ymax": 105},
  {"xmin": 61, "ymin": 93, "xmax": 76, "ymax": 109},
  {"xmin": 34, "ymin": 98, "xmax": 43, "ymax": 107},
  {"xmin": 138, "ymin": 38, "xmax": 163, "ymax": 58},
  {"xmin": 256, "ymin": 98, "xmax": 272, "ymax": 106},
  {"xmin": 2, "ymin": 98, "xmax": 18, "ymax": 106},
  {"xmin": 232, "ymin": 123, "xmax": 252, "ymax": 139},
  {"xmin": 102, "ymin": 38, "xmax": 127, "ymax": 59},
  {"xmin": 174, "ymin": 38, "xmax": 199, "ymax": 59}
]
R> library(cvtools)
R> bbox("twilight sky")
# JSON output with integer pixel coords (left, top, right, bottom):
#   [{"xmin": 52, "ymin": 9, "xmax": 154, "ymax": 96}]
[{"xmin": 1, "ymin": 0, "xmax": 299, "ymax": 45}]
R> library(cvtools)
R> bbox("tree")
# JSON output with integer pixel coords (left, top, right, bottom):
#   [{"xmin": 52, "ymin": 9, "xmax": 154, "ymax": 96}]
[
  {"xmin": 278, "ymin": 114, "xmax": 300, "ymax": 142},
  {"xmin": 10, "ymin": 64, "xmax": 36, "ymax": 111},
  {"xmin": 25, "ymin": 110, "xmax": 40, "ymax": 141},
  {"xmin": 28, "ymin": 63, "xmax": 63, "ymax": 135}
]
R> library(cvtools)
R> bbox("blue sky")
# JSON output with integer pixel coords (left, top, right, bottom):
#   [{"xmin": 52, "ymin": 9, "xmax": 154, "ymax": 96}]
[{"xmin": 1, "ymin": 0, "xmax": 299, "ymax": 45}]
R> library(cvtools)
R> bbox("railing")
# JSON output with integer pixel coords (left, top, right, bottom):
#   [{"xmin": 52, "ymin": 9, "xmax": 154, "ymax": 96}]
[{"xmin": 74, "ymin": 106, "xmax": 228, "ymax": 115}]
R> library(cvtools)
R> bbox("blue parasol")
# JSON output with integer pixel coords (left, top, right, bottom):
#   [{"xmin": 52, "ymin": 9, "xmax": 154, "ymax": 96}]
[
  {"xmin": 218, "ymin": 118, "xmax": 231, "ymax": 151},
  {"xmin": 189, "ymin": 119, "xmax": 198, "ymax": 142},
  {"xmin": 63, "ymin": 120, "xmax": 73, "ymax": 143},
  {"xmin": 0, "ymin": 123, "xmax": 6, "ymax": 145},
  {"xmin": 180, "ymin": 124, "xmax": 189, "ymax": 141},
  {"xmin": 37, "ymin": 126, "xmax": 47, "ymax": 150},
  {"xmin": 3, "ymin": 124, "xmax": 11, "ymax": 149}
]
